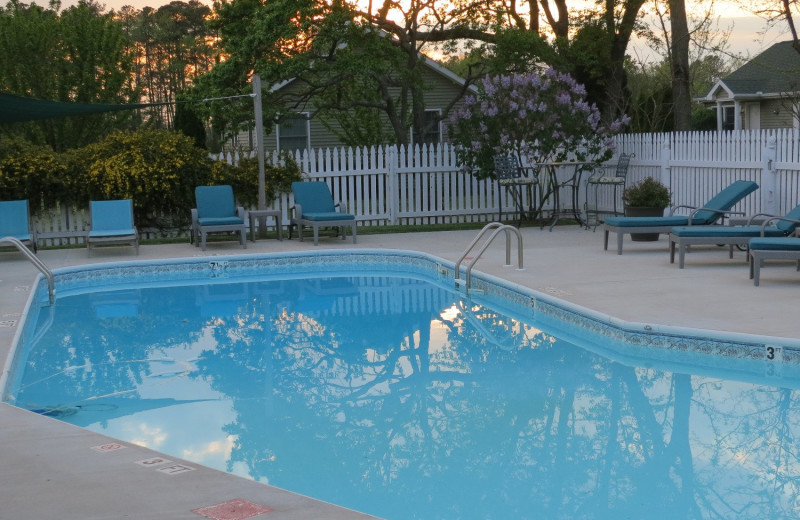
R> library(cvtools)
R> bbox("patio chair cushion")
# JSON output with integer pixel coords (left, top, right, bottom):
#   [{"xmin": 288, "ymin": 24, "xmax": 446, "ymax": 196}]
[
  {"xmin": 749, "ymin": 237, "xmax": 800, "ymax": 251},
  {"xmin": 669, "ymin": 225, "xmax": 787, "ymax": 238},
  {"xmin": 0, "ymin": 200, "xmax": 32, "ymax": 240},
  {"xmin": 672, "ymin": 203, "xmax": 800, "ymax": 238},
  {"xmin": 300, "ymin": 212, "xmax": 355, "ymax": 222},
  {"xmin": 89, "ymin": 228, "xmax": 136, "ymax": 238},
  {"xmin": 195, "ymin": 185, "xmax": 239, "ymax": 219},
  {"xmin": 197, "ymin": 216, "xmax": 244, "ymax": 226},
  {"xmin": 293, "ymin": 182, "xmax": 338, "ymax": 214},
  {"xmin": 692, "ymin": 180, "xmax": 759, "ymax": 224},
  {"xmin": 604, "ymin": 215, "xmax": 702, "ymax": 228}
]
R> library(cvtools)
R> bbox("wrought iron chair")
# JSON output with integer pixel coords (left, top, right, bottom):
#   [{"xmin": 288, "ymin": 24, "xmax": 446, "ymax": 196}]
[
  {"xmin": 585, "ymin": 153, "xmax": 634, "ymax": 228},
  {"xmin": 495, "ymin": 154, "xmax": 539, "ymax": 226}
]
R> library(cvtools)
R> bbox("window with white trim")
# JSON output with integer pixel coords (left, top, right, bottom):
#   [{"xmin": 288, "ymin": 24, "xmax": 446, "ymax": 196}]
[
  {"xmin": 410, "ymin": 109, "xmax": 442, "ymax": 145},
  {"xmin": 277, "ymin": 113, "xmax": 310, "ymax": 151},
  {"xmin": 422, "ymin": 109, "xmax": 442, "ymax": 144}
]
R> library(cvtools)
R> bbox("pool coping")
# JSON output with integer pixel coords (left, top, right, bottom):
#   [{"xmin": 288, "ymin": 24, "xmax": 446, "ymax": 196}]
[{"xmin": 6, "ymin": 248, "xmax": 800, "ymax": 403}]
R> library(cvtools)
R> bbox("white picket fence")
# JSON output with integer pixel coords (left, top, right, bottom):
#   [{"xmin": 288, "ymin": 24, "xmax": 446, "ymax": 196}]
[{"xmin": 31, "ymin": 129, "xmax": 800, "ymax": 247}]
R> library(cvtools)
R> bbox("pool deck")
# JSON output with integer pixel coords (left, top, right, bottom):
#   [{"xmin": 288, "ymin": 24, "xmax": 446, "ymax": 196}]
[{"xmin": 1, "ymin": 225, "xmax": 798, "ymax": 519}]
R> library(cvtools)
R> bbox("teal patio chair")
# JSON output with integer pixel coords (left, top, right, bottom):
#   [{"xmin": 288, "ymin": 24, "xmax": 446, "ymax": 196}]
[
  {"xmin": 87, "ymin": 199, "xmax": 139, "ymax": 255},
  {"xmin": 192, "ymin": 185, "xmax": 247, "ymax": 251},
  {"xmin": 603, "ymin": 180, "xmax": 759, "ymax": 254},
  {"xmin": 749, "ymin": 234, "xmax": 800, "ymax": 286},
  {"xmin": 0, "ymin": 199, "xmax": 37, "ymax": 252},
  {"xmin": 290, "ymin": 181, "xmax": 356, "ymax": 246},
  {"xmin": 669, "ymin": 204, "xmax": 800, "ymax": 268}
]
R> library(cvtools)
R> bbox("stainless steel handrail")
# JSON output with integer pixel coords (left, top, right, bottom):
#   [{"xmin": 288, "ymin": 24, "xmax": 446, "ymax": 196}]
[
  {"xmin": 0, "ymin": 236, "xmax": 55, "ymax": 305},
  {"xmin": 455, "ymin": 223, "xmax": 524, "ymax": 292}
]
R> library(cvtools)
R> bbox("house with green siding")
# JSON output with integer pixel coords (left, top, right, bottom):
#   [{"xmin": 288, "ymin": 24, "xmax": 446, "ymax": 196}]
[
  {"xmin": 700, "ymin": 41, "xmax": 800, "ymax": 131},
  {"xmin": 230, "ymin": 57, "xmax": 474, "ymax": 153}
]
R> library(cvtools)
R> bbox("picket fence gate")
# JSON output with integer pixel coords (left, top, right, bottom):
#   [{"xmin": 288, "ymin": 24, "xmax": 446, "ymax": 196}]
[{"xmin": 29, "ymin": 129, "xmax": 800, "ymax": 247}]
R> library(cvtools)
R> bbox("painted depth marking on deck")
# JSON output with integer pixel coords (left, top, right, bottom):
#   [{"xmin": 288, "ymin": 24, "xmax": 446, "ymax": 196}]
[
  {"xmin": 156, "ymin": 463, "xmax": 195, "ymax": 475},
  {"xmin": 90, "ymin": 443, "xmax": 126, "ymax": 452},
  {"xmin": 191, "ymin": 498, "xmax": 273, "ymax": 520},
  {"xmin": 135, "ymin": 457, "xmax": 172, "ymax": 467}
]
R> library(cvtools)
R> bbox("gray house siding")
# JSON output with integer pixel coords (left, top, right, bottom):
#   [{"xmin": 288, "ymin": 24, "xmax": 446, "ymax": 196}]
[
  {"xmin": 243, "ymin": 61, "xmax": 470, "ymax": 154},
  {"xmin": 760, "ymin": 99, "xmax": 795, "ymax": 129}
]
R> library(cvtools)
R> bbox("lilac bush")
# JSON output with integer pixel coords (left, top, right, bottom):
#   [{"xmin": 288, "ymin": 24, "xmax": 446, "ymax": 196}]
[{"xmin": 448, "ymin": 69, "xmax": 629, "ymax": 179}]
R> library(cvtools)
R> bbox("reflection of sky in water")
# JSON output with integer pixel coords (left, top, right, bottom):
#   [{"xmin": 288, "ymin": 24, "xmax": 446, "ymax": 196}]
[{"xmin": 6, "ymin": 275, "xmax": 800, "ymax": 520}]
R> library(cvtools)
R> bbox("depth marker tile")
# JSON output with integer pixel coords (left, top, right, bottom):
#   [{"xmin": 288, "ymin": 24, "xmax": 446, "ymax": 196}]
[{"xmin": 191, "ymin": 498, "xmax": 273, "ymax": 520}]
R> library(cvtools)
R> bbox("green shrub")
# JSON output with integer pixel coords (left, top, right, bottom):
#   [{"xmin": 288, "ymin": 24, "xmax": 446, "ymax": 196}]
[
  {"xmin": 0, "ymin": 137, "xmax": 72, "ymax": 211},
  {"xmin": 210, "ymin": 154, "xmax": 303, "ymax": 208},
  {"xmin": 622, "ymin": 177, "xmax": 671, "ymax": 208},
  {"xmin": 68, "ymin": 129, "xmax": 213, "ymax": 228}
]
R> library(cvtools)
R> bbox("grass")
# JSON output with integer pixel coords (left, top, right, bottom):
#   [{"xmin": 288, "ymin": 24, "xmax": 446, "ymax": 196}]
[{"xmin": 26, "ymin": 217, "xmax": 581, "ymax": 250}]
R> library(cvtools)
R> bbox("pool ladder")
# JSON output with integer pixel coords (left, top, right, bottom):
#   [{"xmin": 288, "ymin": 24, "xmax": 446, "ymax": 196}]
[
  {"xmin": 455, "ymin": 223, "xmax": 524, "ymax": 292},
  {"xmin": 0, "ymin": 236, "xmax": 55, "ymax": 305}
]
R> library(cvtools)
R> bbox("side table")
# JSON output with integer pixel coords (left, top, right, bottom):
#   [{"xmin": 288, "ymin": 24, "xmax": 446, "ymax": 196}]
[{"xmin": 247, "ymin": 210, "xmax": 283, "ymax": 242}]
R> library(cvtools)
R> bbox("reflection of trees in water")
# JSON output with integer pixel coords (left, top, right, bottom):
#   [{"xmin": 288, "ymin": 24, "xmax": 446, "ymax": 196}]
[
  {"xmin": 194, "ymin": 274, "xmax": 800, "ymax": 519},
  {"xmin": 13, "ymin": 287, "xmax": 204, "ymax": 412},
  {"xmin": 14, "ymin": 275, "xmax": 800, "ymax": 519}
]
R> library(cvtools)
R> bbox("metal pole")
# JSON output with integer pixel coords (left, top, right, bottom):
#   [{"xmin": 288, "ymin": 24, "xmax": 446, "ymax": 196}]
[
  {"xmin": 253, "ymin": 74, "xmax": 266, "ymax": 211},
  {"xmin": 252, "ymin": 74, "xmax": 269, "ymax": 238}
]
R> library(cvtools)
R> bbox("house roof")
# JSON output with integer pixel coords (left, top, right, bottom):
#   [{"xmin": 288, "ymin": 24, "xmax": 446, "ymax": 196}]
[
  {"xmin": 705, "ymin": 41, "xmax": 800, "ymax": 101},
  {"xmin": 269, "ymin": 53, "xmax": 476, "ymax": 94}
]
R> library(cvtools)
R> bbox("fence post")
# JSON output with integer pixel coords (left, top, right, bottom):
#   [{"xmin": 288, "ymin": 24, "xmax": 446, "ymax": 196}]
[
  {"xmin": 387, "ymin": 145, "xmax": 399, "ymax": 225},
  {"xmin": 660, "ymin": 135, "xmax": 672, "ymax": 190},
  {"xmin": 762, "ymin": 133, "xmax": 778, "ymax": 214}
]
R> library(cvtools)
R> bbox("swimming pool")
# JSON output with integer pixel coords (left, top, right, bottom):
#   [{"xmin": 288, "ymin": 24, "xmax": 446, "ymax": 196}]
[{"xmin": 4, "ymin": 250, "xmax": 800, "ymax": 520}]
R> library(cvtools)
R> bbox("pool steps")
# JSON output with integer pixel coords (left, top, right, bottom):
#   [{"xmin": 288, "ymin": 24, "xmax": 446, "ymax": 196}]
[{"xmin": 455, "ymin": 222, "xmax": 524, "ymax": 292}]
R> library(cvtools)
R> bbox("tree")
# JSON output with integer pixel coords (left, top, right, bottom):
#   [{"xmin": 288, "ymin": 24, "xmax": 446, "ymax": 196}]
[
  {"xmin": 447, "ymin": 70, "xmax": 628, "ymax": 180},
  {"xmin": 200, "ymin": 0, "xmax": 647, "ymax": 145},
  {"xmin": 668, "ymin": 0, "xmax": 692, "ymax": 130},
  {"xmin": 119, "ymin": 1, "xmax": 218, "ymax": 128},
  {"xmin": 0, "ymin": 0, "xmax": 138, "ymax": 150},
  {"xmin": 740, "ymin": 0, "xmax": 800, "ymax": 53}
]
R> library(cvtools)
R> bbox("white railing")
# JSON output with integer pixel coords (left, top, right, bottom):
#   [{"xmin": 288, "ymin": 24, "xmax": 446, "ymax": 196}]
[{"xmin": 29, "ymin": 129, "xmax": 800, "ymax": 247}]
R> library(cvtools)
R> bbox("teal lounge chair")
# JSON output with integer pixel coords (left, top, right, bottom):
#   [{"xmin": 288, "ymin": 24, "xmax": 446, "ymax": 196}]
[
  {"xmin": 749, "ymin": 234, "xmax": 800, "ymax": 286},
  {"xmin": 0, "ymin": 199, "xmax": 37, "ymax": 252},
  {"xmin": 87, "ymin": 200, "xmax": 139, "ymax": 255},
  {"xmin": 603, "ymin": 180, "xmax": 759, "ymax": 254},
  {"xmin": 669, "ymin": 205, "xmax": 800, "ymax": 268},
  {"xmin": 291, "ymin": 181, "xmax": 356, "ymax": 246},
  {"xmin": 192, "ymin": 185, "xmax": 247, "ymax": 251}
]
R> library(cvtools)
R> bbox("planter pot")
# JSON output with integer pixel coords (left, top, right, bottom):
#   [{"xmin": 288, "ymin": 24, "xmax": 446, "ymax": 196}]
[{"xmin": 625, "ymin": 206, "xmax": 665, "ymax": 241}]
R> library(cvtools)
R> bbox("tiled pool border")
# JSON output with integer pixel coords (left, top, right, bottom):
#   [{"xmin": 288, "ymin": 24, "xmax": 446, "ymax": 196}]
[{"xmin": 21, "ymin": 248, "xmax": 800, "ymax": 373}]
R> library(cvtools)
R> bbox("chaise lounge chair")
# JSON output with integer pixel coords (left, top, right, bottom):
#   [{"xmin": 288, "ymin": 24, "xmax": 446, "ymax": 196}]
[
  {"xmin": 0, "ymin": 199, "xmax": 37, "ymax": 252},
  {"xmin": 192, "ymin": 185, "xmax": 247, "ymax": 251},
  {"xmin": 749, "ymin": 233, "xmax": 800, "ymax": 286},
  {"xmin": 87, "ymin": 199, "xmax": 139, "ymax": 255},
  {"xmin": 669, "ymin": 205, "xmax": 800, "ymax": 268},
  {"xmin": 603, "ymin": 180, "xmax": 759, "ymax": 254},
  {"xmin": 291, "ymin": 181, "xmax": 357, "ymax": 246}
]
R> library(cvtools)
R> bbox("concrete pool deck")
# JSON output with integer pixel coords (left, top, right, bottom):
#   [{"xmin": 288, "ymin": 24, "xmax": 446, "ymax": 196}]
[{"xmin": 1, "ymin": 224, "xmax": 798, "ymax": 519}]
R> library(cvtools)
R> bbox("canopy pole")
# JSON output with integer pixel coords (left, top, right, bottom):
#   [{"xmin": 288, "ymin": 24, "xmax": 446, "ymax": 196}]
[{"xmin": 253, "ymin": 74, "xmax": 266, "ymax": 212}]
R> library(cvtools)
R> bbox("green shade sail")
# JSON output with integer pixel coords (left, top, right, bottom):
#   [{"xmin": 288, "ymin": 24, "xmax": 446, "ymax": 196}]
[{"xmin": 0, "ymin": 92, "xmax": 166, "ymax": 123}]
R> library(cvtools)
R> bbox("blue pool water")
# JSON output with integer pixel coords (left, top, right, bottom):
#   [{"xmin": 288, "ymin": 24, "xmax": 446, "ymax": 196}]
[{"xmin": 4, "ymin": 251, "xmax": 800, "ymax": 520}]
